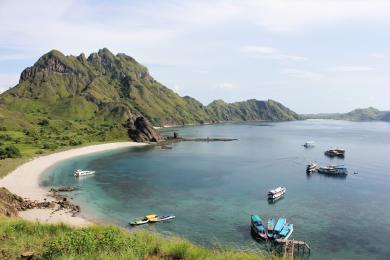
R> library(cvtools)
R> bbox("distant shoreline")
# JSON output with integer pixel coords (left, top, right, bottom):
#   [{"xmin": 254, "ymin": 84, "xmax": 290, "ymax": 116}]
[{"xmin": 0, "ymin": 142, "xmax": 147, "ymax": 226}]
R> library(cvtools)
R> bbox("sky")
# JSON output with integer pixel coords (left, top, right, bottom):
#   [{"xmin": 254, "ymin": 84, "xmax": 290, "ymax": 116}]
[{"xmin": 0, "ymin": 0, "xmax": 389, "ymax": 113}]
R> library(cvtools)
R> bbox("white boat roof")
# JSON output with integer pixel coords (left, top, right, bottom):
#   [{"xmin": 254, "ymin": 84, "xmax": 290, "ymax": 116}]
[{"xmin": 269, "ymin": 187, "xmax": 285, "ymax": 193}]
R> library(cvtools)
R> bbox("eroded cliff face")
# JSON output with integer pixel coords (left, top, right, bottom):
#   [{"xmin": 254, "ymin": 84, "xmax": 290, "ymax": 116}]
[{"xmin": 126, "ymin": 116, "xmax": 162, "ymax": 142}]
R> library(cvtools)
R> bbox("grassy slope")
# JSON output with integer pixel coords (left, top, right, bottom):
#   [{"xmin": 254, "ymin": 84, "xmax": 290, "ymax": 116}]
[{"xmin": 0, "ymin": 216, "xmax": 273, "ymax": 260}]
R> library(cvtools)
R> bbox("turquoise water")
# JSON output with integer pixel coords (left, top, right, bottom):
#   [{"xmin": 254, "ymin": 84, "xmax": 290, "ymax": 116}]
[{"xmin": 41, "ymin": 120, "xmax": 390, "ymax": 259}]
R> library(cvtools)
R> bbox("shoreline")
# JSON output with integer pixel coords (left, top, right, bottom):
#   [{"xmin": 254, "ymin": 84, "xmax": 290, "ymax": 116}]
[{"xmin": 0, "ymin": 142, "xmax": 147, "ymax": 226}]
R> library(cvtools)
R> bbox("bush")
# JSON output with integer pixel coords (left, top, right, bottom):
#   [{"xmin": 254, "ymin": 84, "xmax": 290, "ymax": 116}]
[
  {"xmin": 42, "ymin": 143, "xmax": 58, "ymax": 150},
  {"xmin": 38, "ymin": 119, "xmax": 50, "ymax": 126},
  {"xmin": 0, "ymin": 126, "xmax": 6, "ymax": 131},
  {"xmin": 0, "ymin": 145, "xmax": 21, "ymax": 159},
  {"xmin": 35, "ymin": 150, "xmax": 44, "ymax": 154},
  {"xmin": 69, "ymin": 140, "xmax": 83, "ymax": 146}
]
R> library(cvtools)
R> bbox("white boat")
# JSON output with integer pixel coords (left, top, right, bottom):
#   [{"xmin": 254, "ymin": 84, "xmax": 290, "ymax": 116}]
[
  {"xmin": 303, "ymin": 141, "xmax": 315, "ymax": 148},
  {"xmin": 74, "ymin": 169, "xmax": 95, "ymax": 177},
  {"xmin": 268, "ymin": 187, "xmax": 286, "ymax": 199},
  {"xmin": 306, "ymin": 162, "xmax": 319, "ymax": 174},
  {"xmin": 149, "ymin": 214, "xmax": 176, "ymax": 223}
]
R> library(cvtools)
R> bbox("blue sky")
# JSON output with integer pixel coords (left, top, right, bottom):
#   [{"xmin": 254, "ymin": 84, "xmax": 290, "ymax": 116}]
[{"xmin": 0, "ymin": 0, "xmax": 389, "ymax": 113}]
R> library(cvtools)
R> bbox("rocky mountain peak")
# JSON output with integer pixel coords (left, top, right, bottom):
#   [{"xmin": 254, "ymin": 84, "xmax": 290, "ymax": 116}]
[{"xmin": 20, "ymin": 50, "xmax": 76, "ymax": 82}]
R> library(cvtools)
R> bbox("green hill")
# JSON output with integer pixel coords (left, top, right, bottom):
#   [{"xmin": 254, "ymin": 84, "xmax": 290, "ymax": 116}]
[
  {"xmin": 0, "ymin": 48, "xmax": 299, "ymax": 149},
  {"xmin": 303, "ymin": 107, "xmax": 390, "ymax": 122}
]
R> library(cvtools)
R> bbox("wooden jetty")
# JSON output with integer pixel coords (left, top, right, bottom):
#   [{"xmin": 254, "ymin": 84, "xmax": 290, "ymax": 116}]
[{"xmin": 274, "ymin": 239, "xmax": 311, "ymax": 259}]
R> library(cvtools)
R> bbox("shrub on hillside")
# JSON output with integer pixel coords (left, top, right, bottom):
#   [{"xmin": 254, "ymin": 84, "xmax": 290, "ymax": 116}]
[
  {"xmin": 38, "ymin": 119, "xmax": 50, "ymax": 126},
  {"xmin": 0, "ymin": 145, "xmax": 21, "ymax": 159},
  {"xmin": 42, "ymin": 143, "xmax": 58, "ymax": 150}
]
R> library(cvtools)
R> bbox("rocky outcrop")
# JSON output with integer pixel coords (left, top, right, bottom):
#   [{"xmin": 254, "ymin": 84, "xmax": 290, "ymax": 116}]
[
  {"xmin": 127, "ymin": 116, "xmax": 162, "ymax": 142},
  {"xmin": 0, "ymin": 187, "xmax": 80, "ymax": 218},
  {"xmin": 20, "ymin": 50, "xmax": 76, "ymax": 82},
  {"xmin": 0, "ymin": 187, "xmax": 24, "ymax": 217}
]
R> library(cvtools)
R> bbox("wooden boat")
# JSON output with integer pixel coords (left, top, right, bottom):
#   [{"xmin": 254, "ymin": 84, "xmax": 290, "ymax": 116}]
[
  {"xmin": 268, "ymin": 187, "xmax": 286, "ymax": 199},
  {"xmin": 278, "ymin": 223, "xmax": 293, "ymax": 242},
  {"xmin": 267, "ymin": 218, "xmax": 275, "ymax": 238},
  {"xmin": 251, "ymin": 215, "xmax": 267, "ymax": 239},
  {"xmin": 129, "ymin": 214, "xmax": 158, "ymax": 225},
  {"xmin": 273, "ymin": 217, "xmax": 286, "ymax": 239},
  {"xmin": 149, "ymin": 214, "xmax": 176, "ymax": 223}
]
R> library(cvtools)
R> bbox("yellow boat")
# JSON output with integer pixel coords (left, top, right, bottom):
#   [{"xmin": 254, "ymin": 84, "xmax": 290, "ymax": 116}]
[{"xmin": 129, "ymin": 214, "xmax": 158, "ymax": 225}]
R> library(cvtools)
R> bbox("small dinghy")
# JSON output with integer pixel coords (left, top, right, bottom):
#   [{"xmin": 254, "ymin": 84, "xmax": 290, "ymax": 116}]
[
  {"xmin": 74, "ymin": 169, "xmax": 95, "ymax": 177},
  {"xmin": 149, "ymin": 214, "xmax": 176, "ymax": 223}
]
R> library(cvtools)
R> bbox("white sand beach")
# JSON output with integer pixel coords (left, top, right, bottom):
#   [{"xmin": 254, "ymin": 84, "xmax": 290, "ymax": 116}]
[{"xmin": 0, "ymin": 142, "xmax": 147, "ymax": 226}]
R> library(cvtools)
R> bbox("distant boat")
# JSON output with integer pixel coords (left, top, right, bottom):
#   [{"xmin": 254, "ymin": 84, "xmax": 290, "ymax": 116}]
[
  {"xmin": 129, "ymin": 214, "xmax": 158, "ymax": 225},
  {"xmin": 318, "ymin": 165, "xmax": 348, "ymax": 176},
  {"xmin": 251, "ymin": 215, "xmax": 267, "ymax": 239},
  {"xmin": 273, "ymin": 217, "xmax": 287, "ymax": 239},
  {"xmin": 74, "ymin": 169, "xmax": 95, "ymax": 177},
  {"xmin": 268, "ymin": 187, "xmax": 286, "ymax": 200},
  {"xmin": 267, "ymin": 218, "xmax": 275, "ymax": 238},
  {"xmin": 306, "ymin": 162, "xmax": 319, "ymax": 174},
  {"xmin": 325, "ymin": 148, "xmax": 345, "ymax": 158},
  {"xmin": 303, "ymin": 141, "xmax": 315, "ymax": 148}
]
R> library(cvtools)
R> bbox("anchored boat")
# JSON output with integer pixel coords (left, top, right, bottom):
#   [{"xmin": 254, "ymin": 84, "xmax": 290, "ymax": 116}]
[
  {"xmin": 318, "ymin": 165, "xmax": 348, "ymax": 176},
  {"xmin": 273, "ymin": 217, "xmax": 287, "ymax": 239},
  {"xmin": 278, "ymin": 223, "xmax": 294, "ymax": 242},
  {"xmin": 149, "ymin": 214, "xmax": 176, "ymax": 223},
  {"xmin": 268, "ymin": 187, "xmax": 286, "ymax": 200},
  {"xmin": 324, "ymin": 148, "xmax": 345, "ymax": 158},
  {"xmin": 306, "ymin": 162, "xmax": 319, "ymax": 174},
  {"xmin": 267, "ymin": 218, "xmax": 275, "ymax": 238},
  {"xmin": 303, "ymin": 141, "xmax": 315, "ymax": 148},
  {"xmin": 129, "ymin": 214, "xmax": 158, "ymax": 225},
  {"xmin": 74, "ymin": 169, "xmax": 95, "ymax": 177},
  {"xmin": 251, "ymin": 215, "xmax": 267, "ymax": 239}
]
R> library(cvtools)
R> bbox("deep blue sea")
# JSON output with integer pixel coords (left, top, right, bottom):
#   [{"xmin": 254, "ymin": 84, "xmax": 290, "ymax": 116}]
[{"xmin": 41, "ymin": 120, "xmax": 390, "ymax": 259}]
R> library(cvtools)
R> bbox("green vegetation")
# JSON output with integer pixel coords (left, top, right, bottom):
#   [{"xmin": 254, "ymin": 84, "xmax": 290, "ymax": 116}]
[
  {"xmin": 0, "ymin": 216, "xmax": 273, "ymax": 260},
  {"xmin": 0, "ymin": 48, "xmax": 299, "ymax": 159},
  {"xmin": 303, "ymin": 107, "xmax": 390, "ymax": 122}
]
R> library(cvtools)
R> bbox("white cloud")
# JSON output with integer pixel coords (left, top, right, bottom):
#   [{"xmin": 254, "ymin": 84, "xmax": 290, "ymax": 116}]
[
  {"xmin": 369, "ymin": 53, "xmax": 386, "ymax": 59},
  {"xmin": 0, "ymin": 73, "xmax": 19, "ymax": 93},
  {"xmin": 161, "ymin": 0, "xmax": 390, "ymax": 32},
  {"xmin": 239, "ymin": 46, "xmax": 278, "ymax": 55},
  {"xmin": 219, "ymin": 83, "xmax": 237, "ymax": 90},
  {"xmin": 281, "ymin": 68, "xmax": 323, "ymax": 79},
  {"xmin": 328, "ymin": 66, "xmax": 377, "ymax": 72},
  {"xmin": 249, "ymin": 0, "xmax": 390, "ymax": 32},
  {"xmin": 239, "ymin": 45, "xmax": 306, "ymax": 61}
]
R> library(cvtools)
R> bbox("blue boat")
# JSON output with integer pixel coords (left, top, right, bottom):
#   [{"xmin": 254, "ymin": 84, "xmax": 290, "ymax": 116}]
[
  {"xmin": 251, "ymin": 215, "xmax": 267, "ymax": 239},
  {"xmin": 278, "ymin": 223, "xmax": 294, "ymax": 242},
  {"xmin": 273, "ymin": 217, "xmax": 286, "ymax": 239},
  {"xmin": 267, "ymin": 218, "xmax": 275, "ymax": 238}
]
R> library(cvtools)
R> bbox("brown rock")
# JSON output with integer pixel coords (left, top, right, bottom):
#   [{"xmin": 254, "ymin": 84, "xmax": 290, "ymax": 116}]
[{"xmin": 127, "ymin": 116, "xmax": 161, "ymax": 142}]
